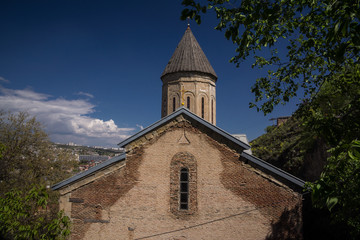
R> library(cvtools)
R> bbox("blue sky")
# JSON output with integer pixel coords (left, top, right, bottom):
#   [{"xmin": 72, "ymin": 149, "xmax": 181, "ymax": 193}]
[{"xmin": 0, "ymin": 0, "xmax": 300, "ymax": 147}]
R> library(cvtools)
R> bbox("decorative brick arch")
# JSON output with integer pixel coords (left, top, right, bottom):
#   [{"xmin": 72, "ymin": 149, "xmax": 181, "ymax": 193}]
[
  {"xmin": 198, "ymin": 93, "xmax": 209, "ymax": 119},
  {"xmin": 170, "ymin": 152, "xmax": 197, "ymax": 218},
  {"xmin": 169, "ymin": 93, "xmax": 180, "ymax": 113},
  {"xmin": 184, "ymin": 91, "xmax": 195, "ymax": 111},
  {"xmin": 211, "ymin": 95, "xmax": 216, "ymax": 124}
]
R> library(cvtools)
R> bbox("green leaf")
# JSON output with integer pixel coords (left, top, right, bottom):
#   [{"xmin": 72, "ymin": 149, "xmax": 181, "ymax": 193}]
[{"xmin": 326, "ymin": 197, "xmax": 338, "ymax": 211}]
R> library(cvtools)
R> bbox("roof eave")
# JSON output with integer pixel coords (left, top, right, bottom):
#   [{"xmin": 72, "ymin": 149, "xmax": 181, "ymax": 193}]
[
  {"xmin": 160, "ymin": 70, "xmax": 218, "ymax": 82},
  {"xmin": 240, "ymin": 151, "xmax": 305, "ymax": 189}
]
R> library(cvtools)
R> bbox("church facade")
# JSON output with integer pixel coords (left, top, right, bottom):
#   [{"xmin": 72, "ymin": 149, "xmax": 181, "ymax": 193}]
[{"xmin": 53, "ymin": 27, "xmax": 305, "ymax": 240}]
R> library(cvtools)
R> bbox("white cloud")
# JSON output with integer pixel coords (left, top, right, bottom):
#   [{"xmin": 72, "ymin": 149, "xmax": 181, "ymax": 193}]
[
  {"xmin": 0, "ymin": 87, "xmax": 49, "ymax": 100},
  {"xmin": 136, "ymin": 124, "xmax": 144, "ymax": 130},
  {"xmin": 77, "ymin": 91, "xmax": 94, "ymax": 98},
  {"xmin": 0, "ymin": 86, "xmax": 135, "ymax": 147},
  {"xmin": 0, "ymin": 76, "xmax": 10, "ymax": 83}
]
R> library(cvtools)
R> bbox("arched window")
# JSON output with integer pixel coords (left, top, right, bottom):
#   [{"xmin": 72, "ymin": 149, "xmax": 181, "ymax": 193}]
[
  {"xmin": 187, "ymin": 96, "xmax": 190, "ymax": 110},
  {"xmin": 173, "ymin": 97, "xmax": 176, "ymax": 112},
  {"xmin": 163, "ymin": 99, "xmax": 167, "ymax": 116},
  {"xmin": 179, "ymin": 168, "xmax": 189, "ymax": 210},
  {"xmin": 170, "ymin": 152, "xmax": 197, "ymax": 216},
  {"xmin": 201, "ymin": 97, "xmax": 204, "ymax": 118}
]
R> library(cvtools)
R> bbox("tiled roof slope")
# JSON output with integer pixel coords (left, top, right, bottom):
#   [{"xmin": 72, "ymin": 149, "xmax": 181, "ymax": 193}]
[{"xmin": 161, "ymin": 26, "xmax": 217, "ymax": 80}]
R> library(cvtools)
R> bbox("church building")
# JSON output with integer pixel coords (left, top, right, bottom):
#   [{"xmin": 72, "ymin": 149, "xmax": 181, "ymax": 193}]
[
  {"xmin": 52, "ymin": 26, "xmax": 305, "ymax": 240},
  {"xmin": 161, "ymin": 26, "xmax": 217, "ymax": 124}
]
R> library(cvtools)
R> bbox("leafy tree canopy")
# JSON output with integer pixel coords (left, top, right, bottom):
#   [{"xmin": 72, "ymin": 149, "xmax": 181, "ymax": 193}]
[
  {"xmin": 251, "ymin": 118, "xmax": 303, "ymax": 175},
  {"xmin": 181, "ymin": 1, "xmax": 360, "ymax": 237},
  {"xmin": 306, "ymin": 140, "xmax": 360, "ymax": 237},
  {"xmin": 181, "ymin": 0, "xmax": 360, "ymax": 114},
  {"xmin": 0, "ymin": 111, "xmax": 78, "ymax": 193},
  {"xmin": 0, "ymin": 185, "xmax": 71, "ymax": 240},
  {"xmin": 299, "ymin": 64, "xmax": 360, "ymax": 147},
  {"xmin": 0, "ymin": 112, "xmax": 76, "ymax": 239},
  {"xmin": 252, "ymin": 65, "xmax": 360, "ymax": 238},
  {"xmin": 252, "ymin": 68, "xmax": 360, "ymax": 178}
]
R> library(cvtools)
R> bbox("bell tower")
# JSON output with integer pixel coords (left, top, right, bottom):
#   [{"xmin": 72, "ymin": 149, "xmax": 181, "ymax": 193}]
[{"xmin": 161, "ymin": 26, "xmax": 218, "ymax": 124}]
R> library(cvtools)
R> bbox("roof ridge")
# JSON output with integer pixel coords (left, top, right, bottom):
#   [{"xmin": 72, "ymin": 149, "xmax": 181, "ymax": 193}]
[{"xmin": 118, "ymin": 107, "xmax": 250, "ymax": 150}]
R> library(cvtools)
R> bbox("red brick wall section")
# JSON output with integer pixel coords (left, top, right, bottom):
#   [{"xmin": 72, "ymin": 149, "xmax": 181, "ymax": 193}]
[
  {"xmin": 165, "ymin": 121, "xmax": 303, "ymax": 239},
  {"xmin": 69, "ymin": 147, "xmax": 144, "ymax": 240},
  {"xmin": 169, "ymin": 121, "xmax": 303, "ymax": 239},
  {"xmin": 208, "ymin": 137, "xmax": 303, "ymax": 239}
]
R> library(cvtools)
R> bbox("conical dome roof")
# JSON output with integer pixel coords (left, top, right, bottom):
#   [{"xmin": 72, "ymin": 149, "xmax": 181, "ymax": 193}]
[{"xmin": 161, "ymin": 27, "xmax": 217, "ymax": 80}]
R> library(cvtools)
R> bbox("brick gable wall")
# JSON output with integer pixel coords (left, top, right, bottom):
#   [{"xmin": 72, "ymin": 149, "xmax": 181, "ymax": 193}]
[{"xmin": 58, "ymin": 119, "xmax": 302, "ymax": 239}]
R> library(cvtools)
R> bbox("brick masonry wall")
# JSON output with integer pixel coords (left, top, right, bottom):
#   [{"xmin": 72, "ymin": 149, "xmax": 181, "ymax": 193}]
[
  {"xmin": 68, "ymin": 148, "xmax": 144, "ymax": 240},
  {"xmin": 62, "ymin": 118, "xmax": 302, "ymax": 240},
  {"xmin": 161, "ymin": 73, "xmax": 216, "ymax": 124}
]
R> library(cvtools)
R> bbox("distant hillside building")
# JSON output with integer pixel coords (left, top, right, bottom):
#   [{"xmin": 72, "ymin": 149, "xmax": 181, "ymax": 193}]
[
  {"xmin": 270, "ymin": 116, "xmax": 291, "ymax": 126},
  {"xmin": 79, "ymin": 155, "xmax": 110, "ymax": 163},
  {"xmin": 53, "ymin": 26, "xmax": 304, "ymax": 240}
]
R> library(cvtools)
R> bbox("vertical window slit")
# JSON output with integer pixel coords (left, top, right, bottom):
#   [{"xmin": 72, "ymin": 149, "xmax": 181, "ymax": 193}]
[
  {"xmin": 211, "ymin": 99, "xmax": 214, "ymax": 123},
  {"xmin": 179, "ymin": 168, "xmax": 189, "ymax": 210},
  {"xmin": 187, "ymin": 96, "xmax": 190, "ymax": 110},
  {"xmin": 173, "ymin": 97, "xmax": 176, "ymax": 112},
  {"xmin": 201, "ymin": 97, "xmax": 204, "ymax": 118}
]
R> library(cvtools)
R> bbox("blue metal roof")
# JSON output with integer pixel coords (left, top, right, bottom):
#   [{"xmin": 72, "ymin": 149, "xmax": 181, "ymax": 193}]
[
  {"xmin": 240, "ymin": 152, "xmax": 305, "ymax": 188},
  {"xmin": 118, "ymin": 107, "xmax": 251, "ymax": 150},
  {"xmin": 51, "ymin": 153, "xmax": 126, "ymax": 190}
]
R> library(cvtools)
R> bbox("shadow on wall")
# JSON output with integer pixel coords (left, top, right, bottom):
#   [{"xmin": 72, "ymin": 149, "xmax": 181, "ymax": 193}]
[
  {"xmin": 302, "ymin": 198, "xmax": 352, "ymax": 240},
  {"xmin": 266, "ymin": 195, "xmax": 353, "ymax": 240},
  {"xmin": 266, "ymin": 205, "xmax": 302, "ymax": 240}
]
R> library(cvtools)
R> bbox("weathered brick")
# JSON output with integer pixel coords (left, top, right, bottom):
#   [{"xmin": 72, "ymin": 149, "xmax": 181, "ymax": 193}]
[{"xmin": 58, "ymin": 120, "xmax": 302, "ymax": 240}]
